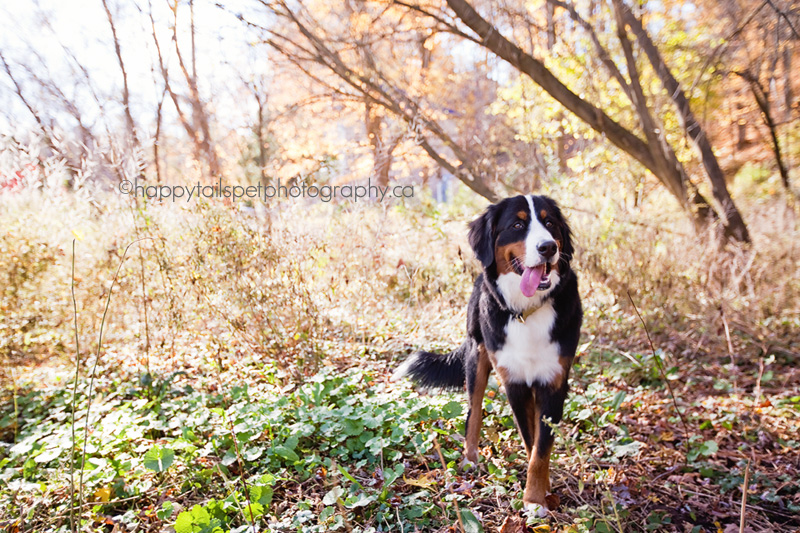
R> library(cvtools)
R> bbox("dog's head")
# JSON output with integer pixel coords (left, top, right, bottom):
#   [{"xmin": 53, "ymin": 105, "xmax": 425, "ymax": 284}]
[{"xmin": 468, "ymin": 195, "xmax": 573, "ymax": 301}]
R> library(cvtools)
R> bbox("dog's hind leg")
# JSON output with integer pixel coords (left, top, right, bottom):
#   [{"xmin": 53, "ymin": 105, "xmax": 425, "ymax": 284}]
[{"xmin": 463, "ymin": 343, "xmax": 490, "ymax": 467}]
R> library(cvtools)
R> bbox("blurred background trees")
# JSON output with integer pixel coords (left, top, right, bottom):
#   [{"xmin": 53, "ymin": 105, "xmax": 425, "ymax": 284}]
[{"xmin": 0, "ymin": 0, "xmax": 797, "ymax": 234}]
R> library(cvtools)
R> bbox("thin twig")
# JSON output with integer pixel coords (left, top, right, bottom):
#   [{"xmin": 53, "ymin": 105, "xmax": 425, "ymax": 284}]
[
  {"xmin": 626, "ymin": 291, "xmax": 691, "ymax": 462},
  {"xmin": 77, "ymin": 238, "xmax": 150, "ymax": 514},
  {"xmin": 10, "ymin": 367, "xmax": 18, "ymax": 443},
  {"xmin": 212, "ymin": 357, "xmax": 257, "ymax": 528},
  {"xmin": 558, "ymin": 202, "xmax": 691, "ymax": 236},
  {"xmin": 754, "ymin": 357, "xmax": 765, "ymax": 404},
  {"xmin": 54, "ymin": 482, "xmax": 184, "ymax": 520},
  {"xmin": 720, "ymin": 305, "xmax": 738, "ymax": 392},
  {"xmin": 214, "ymin": 463, "xmax": 256, "ymax": 526},
  {"xmin": 131, "ymin": 205, "xmax": 151, "ymax": 372},
  {"xmin": 551, "ymin": 422, "xmax": 623, "ymax": 531},
  {"xmin": 740, "ymin": 459, "xmax": 751, "ymax": 532},
  {"xmin": 433, "ymin": 436, "xmax": 465, "ymax": 533},
  {"xmin": 69, "ymin": 239, "xmax": 80, "ymax": 533},
  {"xmin": 330, "ymin": 459, "xmax": 354, "ymax": 533}
]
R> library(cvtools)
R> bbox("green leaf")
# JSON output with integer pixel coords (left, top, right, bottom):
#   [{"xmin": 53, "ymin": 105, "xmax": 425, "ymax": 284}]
[
  {"xmin": 343, "ymin": 418, "xmax": 363, "ymax": 436},
  {"xmin": 273, "ymin": 445, "xmax": 299, "ymax": 463},
  {"xmin": 460, "ymin": 509, "xmax": 483, "ymax": 533},
  {"xmin": 595, "ymin": 520, "xmax": 613, "ymax": 533},
  {"xmin": 174, "ymin": 512, "xmax": 194, "ymax": 533},
  {"xmin": 174, "ymin": 505, "xmax": 210, "ymax": 533},
  {"xmin": 157, "ymin": 501, "xmax": 174, "ymax": 520},
  {"xmin": 323, "ymin": 486, "xmax": 344, "ymax": 505},
  {"xmin": 319, "ymin": 506, "xmax": 335, "ymax": 521},
  {"xmin": 344, "ymin": 492, "xmax": 375, "ymax": 509},
  {"xmin": 611, "ymin": 440, "xmax": 644, "ymax": 458},
  {"xmin": 245, "ymin": 501, "xmax": 265, "ymax": 517},
  {"xmin": 284, "ymin": 435, "xmax": 299, "ymax": 450},
  {"xmin": 383, "ymin": 463, "xmax": 404, "ymax": 486},
  {"xmin": 249, "ymin": 485, "xmax": 273, "ymax": 506},
  {"xmin": 34, "ymin": 447, "xmax": 61, "ymax": 464},
  {"xmin": 610, "ymin": 391, "xmax": 626, "ymax": 412},
  {"xmin": 337, "ymin": 464, "xmax": 363, "ymax": 490},
  {"xmin": 699, "ymin": 440, "xmax": 718, "ymax": 457},
  {"xmin": 144, "ymin": 445, "xmax": 175, "ymax": 472},
  {"xmin": 441, "ymin": 401, "xmax": 463, "ymax": 419},
  {"xmin": 242, "ymin": 446, "xmax": 263, "ymax": 461},
  {"xmin": 221, "ymin": 448, "xmax": 237, "ymax": 466}
]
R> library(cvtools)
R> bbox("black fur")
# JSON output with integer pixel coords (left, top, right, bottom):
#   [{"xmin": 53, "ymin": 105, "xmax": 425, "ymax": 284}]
[
  {"xmin": 467, "ymin": 203, "xmax": 498, "ymax": 269},
  {"xmin": 397, "ymin": 343, "xmax": 469, "ymax": 390}
]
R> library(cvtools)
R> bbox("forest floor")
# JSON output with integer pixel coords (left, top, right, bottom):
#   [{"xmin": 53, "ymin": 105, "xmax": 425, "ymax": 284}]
[
  {"xmin": 2, "ymin": 327, "xmax": 799, "ymax": 533},
  {"xmin": 1, "ymin": 195, "xmax": 799, "ymax": 532}
]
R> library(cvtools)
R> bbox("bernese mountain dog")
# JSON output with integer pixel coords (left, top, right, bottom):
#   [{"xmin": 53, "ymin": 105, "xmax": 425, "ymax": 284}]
[{"xmin": 393, "ymin": 194, "xmax": 582, "ymax": 517}]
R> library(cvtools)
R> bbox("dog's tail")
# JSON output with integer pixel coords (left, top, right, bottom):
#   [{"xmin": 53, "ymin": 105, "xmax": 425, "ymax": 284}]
[{"xmin": 391, "ymin": 341, "xmax": 470, "ymax": 390}]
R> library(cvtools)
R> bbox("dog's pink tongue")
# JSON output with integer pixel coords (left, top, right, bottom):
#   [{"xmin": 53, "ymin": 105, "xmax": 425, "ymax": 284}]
[{"xmin": 520, "ymin": 265, "xmax": 544, "ymax": 297}]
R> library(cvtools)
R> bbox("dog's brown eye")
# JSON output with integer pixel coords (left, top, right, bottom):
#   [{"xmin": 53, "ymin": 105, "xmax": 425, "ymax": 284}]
[
  {"xmin": 545, "ymin": 220, "xmax": 553, "ymax": 229},
  {"xmin": 513, "ymin": 221, "xmax": 524, "ymax": 229}
]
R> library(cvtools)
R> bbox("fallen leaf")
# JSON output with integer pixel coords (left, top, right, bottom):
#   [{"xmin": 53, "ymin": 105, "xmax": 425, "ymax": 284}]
[
  {"xmin": 498, "ymin": 516, "xmax": 529, "ymax": 533},
  {"xmin": 94, "ymin": 486, "xmax": 111, "ymax": 502},
  {"xmin": 403, "ymin": 472, "xmax": 438, "ymax": 489}
]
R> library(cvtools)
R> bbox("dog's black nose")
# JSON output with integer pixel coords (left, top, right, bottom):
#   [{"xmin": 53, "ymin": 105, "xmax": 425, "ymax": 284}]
[{"xmin": 537, "ymin": 240, "xmax": 558, "ymax": 258}]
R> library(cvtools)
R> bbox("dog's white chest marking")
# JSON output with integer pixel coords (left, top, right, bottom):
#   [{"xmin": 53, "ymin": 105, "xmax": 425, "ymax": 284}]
[{"xmin": 494, "ymin": 303, "xmax": 562, "ymax": 386}]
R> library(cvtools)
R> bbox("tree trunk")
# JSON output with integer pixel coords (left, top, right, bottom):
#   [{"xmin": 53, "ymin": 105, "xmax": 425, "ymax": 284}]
[
  {"xmin": 738, "ymin": 70, "xmax": 792, "ymax": 192},
  {"xmin": 783, "ymin": 46, "xmax": 793, "ymax": 120},
  {"xmin": 365, "ymin": 100, "xmax": 389, "ymax": 186},
  {"xmin": 154, "ymin": 86, "xmax": 166, "ymax": 184},
  {"xmin": 256, "ymin": 93, "xmax": 269, "ymax": 187},
  {"xmin": 619, "ymin": 5, "xmax": 750, "ymax": 242}
]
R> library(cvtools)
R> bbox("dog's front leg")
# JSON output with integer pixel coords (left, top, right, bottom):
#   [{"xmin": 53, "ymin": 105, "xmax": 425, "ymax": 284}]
[
  {"xmin": 504, "ymin": 382, "xmax": 537, "ymax": 458},
  {"xmin": 523, "ymin": 384, "xmax": 567, "ymax": 516},
  {"xmin": 523, "ymin": 444, "xmax": 551, "ymax": 515}
]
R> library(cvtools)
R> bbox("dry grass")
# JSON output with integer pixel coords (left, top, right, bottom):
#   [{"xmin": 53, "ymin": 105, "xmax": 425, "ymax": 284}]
[{"xmin": 2, "ymin": 179, "xmax": 798, "ymax": 377}]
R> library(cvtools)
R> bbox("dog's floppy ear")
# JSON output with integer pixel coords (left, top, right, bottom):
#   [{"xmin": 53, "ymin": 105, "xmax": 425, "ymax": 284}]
[
  {"xmin": 549, "ymin": 199, "xmax": 574, "ymax": 265},
  {"xmin": 468, "ymin": 203, "xmax": 499, "ymax": 268}
]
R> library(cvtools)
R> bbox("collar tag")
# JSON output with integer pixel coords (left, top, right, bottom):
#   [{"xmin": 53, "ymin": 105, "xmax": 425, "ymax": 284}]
[{"xmin": 513, "ymin": 304, "xmax": 543, "ymax": 323}]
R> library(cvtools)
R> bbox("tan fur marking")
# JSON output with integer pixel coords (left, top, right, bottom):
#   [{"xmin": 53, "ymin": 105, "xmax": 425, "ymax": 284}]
[
  {"xmin": 495, "ymin": 241, "xmax": 525, "ymax": 275},
  {"xmin": 540, "ymin": 209, "xmax": 548, "ymax": 219},
  {"xmin": 546, "ymin": 356, "xmax": 572, "ymax": 390},
  {"xmin": 464, "ymin": 345, "xmax": 491, "ymax": 464},
  {"xmin": 517, "ymin": 210, "xmax": 528, "ymax": 220},
  {"xmin": 523, "ymin": 443, "xmax": 553, "ymax": 506},
  {"xmin": 492, "ymin": 360, "xmax": 509, "ymax": 386}
]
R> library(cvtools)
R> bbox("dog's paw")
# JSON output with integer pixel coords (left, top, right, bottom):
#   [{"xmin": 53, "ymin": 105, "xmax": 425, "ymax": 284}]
[
  {"xmin": 523, "ymin": 493, "xmax": 559, "ymax": 518},
  {"xmin": 523, "ymin": 502, "xmax": 549, "ymax": 518},
  {"xmin": 460, "ymin": 457, "xmax": 478, "ymax": 470}
]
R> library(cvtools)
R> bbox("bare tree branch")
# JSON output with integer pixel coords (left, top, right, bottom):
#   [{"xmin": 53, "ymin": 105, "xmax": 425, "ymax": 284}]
[
  {"xmin": 254, "ymin": 0, "xmax": 501, "ymax": 201},
  {"xmin": 0, "ymin": 50, "xmax": 58, "ymax": 155},
  {"xmin": 101, "ymin": 0, "xmax": 139, "ymax": 148}
]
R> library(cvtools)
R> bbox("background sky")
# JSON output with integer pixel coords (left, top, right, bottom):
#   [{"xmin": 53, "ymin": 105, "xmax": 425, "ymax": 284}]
[{"xmin": 0, "ymin": 0, "xmax": 266, "ymax": 138}]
